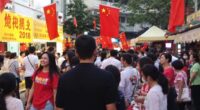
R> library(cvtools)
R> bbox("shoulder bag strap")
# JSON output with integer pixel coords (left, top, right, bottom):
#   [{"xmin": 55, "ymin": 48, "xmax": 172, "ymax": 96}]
[{"xmin": 27, "ymin": 56, "xmax": 35, "ymax": 70}]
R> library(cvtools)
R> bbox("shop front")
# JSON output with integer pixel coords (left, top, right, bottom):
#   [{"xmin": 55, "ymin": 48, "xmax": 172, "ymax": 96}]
[{"xmin": 171, "ymin": 10, "xmax": 200, "ymax": 55}]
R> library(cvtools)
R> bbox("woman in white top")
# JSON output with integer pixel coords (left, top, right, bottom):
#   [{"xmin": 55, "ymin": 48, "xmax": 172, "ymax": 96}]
[
  {"xmin": 141, "ymin": 64, "xmax": 168, "ymax": 110},
  {"xmin": 0, "ymin": 73, "xmax": 24, "ymax": 110}
]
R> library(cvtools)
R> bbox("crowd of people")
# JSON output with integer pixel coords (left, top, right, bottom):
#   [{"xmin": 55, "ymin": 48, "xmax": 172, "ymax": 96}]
[{"xmin": 0, "ymin": 35, "xmax": 200, "ymax": 110}]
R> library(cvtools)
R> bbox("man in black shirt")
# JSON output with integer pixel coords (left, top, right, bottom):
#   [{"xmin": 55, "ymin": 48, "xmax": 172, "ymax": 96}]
[{"xmin": 56, "ymin": 35, "xmax": 117, "ymax": 110}]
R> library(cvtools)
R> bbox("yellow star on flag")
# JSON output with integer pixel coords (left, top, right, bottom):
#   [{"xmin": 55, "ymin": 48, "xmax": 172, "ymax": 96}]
[
  {"xmin": 47, "ymin": 9, "xmax": 51, "ymax": 14},
  {"xmin": 102, "ymin": 8, "xmax": 106, "ymax": 13}
]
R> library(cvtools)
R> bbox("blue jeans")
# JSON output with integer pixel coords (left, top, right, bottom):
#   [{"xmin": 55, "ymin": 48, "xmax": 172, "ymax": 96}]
[{"xmin": 30, "ymin": 101, "xmax": 53, "ymax": 110}]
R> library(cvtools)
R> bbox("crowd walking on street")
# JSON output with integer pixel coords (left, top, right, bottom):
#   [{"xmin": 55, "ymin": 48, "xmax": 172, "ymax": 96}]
[{"xmin": 0, "ymin": 35, "xmax": 200, "ymax": 110}]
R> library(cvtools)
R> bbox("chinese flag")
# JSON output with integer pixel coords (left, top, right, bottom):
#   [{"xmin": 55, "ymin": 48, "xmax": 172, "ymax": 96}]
[
  {"xmin": 101, "ymin": 36, "xmax": 113, "ymax": 50},
  {"xmin": 73, "ymin": 17, "xmax": 78, "ymax": 28},
  {"xmin": 93, "ymin": 19, "xmax": 96, "ymax": 30},
  {"xmin": 100, "ymin": 5, "xmax": 119, "ymax": 37},
  {"xmin": 168, "ymin": 0, "xmax": 185, "ymax": 33},
  {"xmin": 44, "ymin": 3, "xmax": 59, "ymax": 40},
  {"xmin": 0, "ymin": 0, "xmax": 9, "ymax": 12},
  {"xmin": 119, "ymin": 32, "xmax": 129, "ymax": 50}
]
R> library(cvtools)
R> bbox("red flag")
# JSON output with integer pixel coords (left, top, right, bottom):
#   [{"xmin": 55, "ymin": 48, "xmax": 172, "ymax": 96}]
[
  {"xmin": 100, "ymin": 5, "xmax": 119, "ymax": 37},
  {"xmin": 101, "ymin": 36, "xmax": 113, "ymax": 49},
  {"xmin": 73, "ymin": 17, "xmax": 78, "ymax": 28},
  {"xmin": 0, "ymin": 0, "xmax": 9, "ymax": 12},
  {"xmin": 168, "ymin": 0, "xmax": 185, "ymax": 33},
  {"xmin": 44, "ymin": 3, "xmax": 59, "ymax": 40},
  {"xmin": 119, "ymin": 32, "xmax": 129, "ymax": 50},
  {"xmin": 93, "ymin": 19, "xmax": 96, "ymax": 30}
]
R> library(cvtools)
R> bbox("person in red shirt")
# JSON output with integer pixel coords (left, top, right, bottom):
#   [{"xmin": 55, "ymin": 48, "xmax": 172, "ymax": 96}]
[
  {"xmin": 26, "ymin": 52, "xmax": 60, "ymax": 110},
  {"xmin": 160, "ymin": 52, "xmax": 178, "ymax": 110}
]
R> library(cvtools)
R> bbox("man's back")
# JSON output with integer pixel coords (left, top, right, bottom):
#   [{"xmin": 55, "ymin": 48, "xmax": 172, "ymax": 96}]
[
  {"xmin": 101, "ymin": 57, "xmax": 122, "ymax": 70},
  {"xmin": 23, "ymin": 54, "xmax": 39, "ymax": 77},
  {"xmin": 56, "ymin": 63, "xmax": 117, "ymax": 110}
]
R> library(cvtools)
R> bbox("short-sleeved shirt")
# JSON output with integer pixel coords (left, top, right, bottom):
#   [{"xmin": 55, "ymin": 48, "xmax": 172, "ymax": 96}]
[
  {"xmin": 119, "ymin": 66, "xmax": 139, "ymax": 102},
  {"xmin": 174, "ymin": 70, "xmax": 188, "ymax": 95},
  {"xmin": 23, "ymin": 54, "xmax": 39, "ymax": 77},
  {"xmin": 9, "ymin": 59, "xmax": 19, "ymax": 78},
  {"xmin": 56, "ymin": 63, "xmax": 117, "ymax": 110},
  {"xmin": 6, "ymin": 96, "xmax": 24, "ymax": 110},
  {"xmin": 101, "ymin": 57, "xmax": 122, "ymax": 70},
  {"xmin": 164, "ymin": 67, "xmax": 175, "ymax": 87},
  {"xmin": 32, "ymin": 71, "xmax": 59, "ymax": 109},
  {"xmin": 190, "ymin": 63, "xmax": 200, "ymax": 85},
  {"xmin": 144, "ymin": 85, "xmax": 167, "ymax": 110}
]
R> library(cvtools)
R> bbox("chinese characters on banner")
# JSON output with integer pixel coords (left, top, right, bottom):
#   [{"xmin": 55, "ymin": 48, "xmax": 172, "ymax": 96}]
[
  {"xmin": 0, "ymin": 11, "xmax": 33, "ymax": 42},
  {"xmin": 0, "ymin": 10, "xmax": 63, "ymax": 42},
  {"xmin": 33, "ymin": 19, "xmax": 63, "ymax": 42}
]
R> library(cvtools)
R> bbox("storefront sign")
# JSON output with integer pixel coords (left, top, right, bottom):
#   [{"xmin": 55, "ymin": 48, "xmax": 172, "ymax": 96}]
[
  {"xmin": 33, "ymin": 19, "xmax": 63, "ymax": 42},
  {"xmin": 0, "ymin": 10, "xmax": 63, "ymax": 43},
  {"xmin": 0, "ymin": 11, "xmax": 33, "ymax": 42},
  {"xmin": 187, "ymin": 10, "xmax": 200, "ymax": 24},
  {"xmin": 33, "ymin": 19, "xmax": 49, "ymax": 40}
]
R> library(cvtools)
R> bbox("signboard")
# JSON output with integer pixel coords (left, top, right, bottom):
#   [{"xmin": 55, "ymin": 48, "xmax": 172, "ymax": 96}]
[
  {"xmin": 0, "ymin": 10, "xmax": 63, "ymax": 42},
  {"xmin": 33, "ymin": 19, "xmax": 63, "ymax": 42},
  {"xmin": 33, "ymin": 19, "xmax": 49, "ymax": 40},
  {"xmin": 187, "ymin": 10, "xmax": 200, "ymax": 24},
  {"xmin": 0, "ymin": 11, "xmax": 33, "ymax": 42}
]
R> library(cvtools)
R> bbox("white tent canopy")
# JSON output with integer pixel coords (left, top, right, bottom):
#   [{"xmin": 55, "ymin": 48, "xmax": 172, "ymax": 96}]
[{"xmin": 130, "ymin": 26, "xmax": 174, "ymax": 44}]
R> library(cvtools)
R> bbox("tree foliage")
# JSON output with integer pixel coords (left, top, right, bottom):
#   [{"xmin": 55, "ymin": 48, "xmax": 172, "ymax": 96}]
[
  {"xmin": 63, "ymin": 0, "xmax": 95, "ymax": 35},
  {"xmin": 127, "ymin": 0, "xmax": 195, "ymax": 30},
  {"xmin": 127, "ymin": 0, "xmax": 170, "ymax": 29}
]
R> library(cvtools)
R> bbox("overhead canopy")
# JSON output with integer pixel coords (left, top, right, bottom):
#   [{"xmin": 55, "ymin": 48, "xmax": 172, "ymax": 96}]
[
  {"xmin": 130, "ymin": 26, "xmax": 174, "ymax": 44},
  {"xmin": 172, "ymin": 27, "xmax": 200, "ymax": 43}
]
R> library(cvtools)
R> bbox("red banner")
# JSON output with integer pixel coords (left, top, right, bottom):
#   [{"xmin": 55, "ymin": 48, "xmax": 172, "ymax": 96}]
[
  {"xmin": 99, "ymin": 5, "xmax": 119, "ymax": 37},
  {"xmin": 44, "ymin": 3, "xmax": 59, "ymax": 40},
  {"xmin": 168, "ymin": 0, "xmax": 185, "ymax": 33},
  {"xmin": 101, "ymin": 36, "xmax": 113, "ymax": 50},
  {"xmin": 119, "ymin": 32, "xmax": 129, "ymax": 50}
]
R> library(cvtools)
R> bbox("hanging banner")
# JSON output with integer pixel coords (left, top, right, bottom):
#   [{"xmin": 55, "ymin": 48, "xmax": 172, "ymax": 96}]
[
  {"xmin": 33, "ymin": 19, "xmax": 49, "ymax": 40},
  {"xmin": 56, "ymin": 26, "xmax": 63, "ymax": 42},
  {"xmin": 0, "ymin": 11, "xmax": 33, "ymax": 42},
  {"xmin": 0, "ymin": 10, "xmax": 63, "ymax": 43}
]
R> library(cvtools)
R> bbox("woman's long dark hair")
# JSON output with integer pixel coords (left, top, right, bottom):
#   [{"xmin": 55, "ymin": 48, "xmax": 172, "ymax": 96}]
[
  {"xmin": 141, "ymin": 64, "xmax": 168, "ymax": 94},
  {"xmin": 0, "ymin": 73, "xmax": 17, "ymax": 110},
  {"xmin": 34, "ymin": 52, "xmax": 60, "ymax": 80}
]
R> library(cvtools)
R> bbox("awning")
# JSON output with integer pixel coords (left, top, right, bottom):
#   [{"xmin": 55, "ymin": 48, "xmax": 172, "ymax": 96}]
[
  {"xmin": 130, "ymin": 26, "xmax": 174, "ymax": 45},
  {"xmin": 173, "ymin": 27, "xmax": 200, "ymax": 43}
]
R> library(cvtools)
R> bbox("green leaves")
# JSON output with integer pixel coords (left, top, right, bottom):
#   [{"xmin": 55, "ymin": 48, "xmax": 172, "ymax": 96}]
[
  {"xmin": 63, "ymin": 0, "xmax": 95, "ymax": 35},
  {"xmin": 128, "ymin": 0, "xmax": 170, "ymax": 29}
]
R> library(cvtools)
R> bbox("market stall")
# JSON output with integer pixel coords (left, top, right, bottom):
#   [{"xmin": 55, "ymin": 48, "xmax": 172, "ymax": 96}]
[{"xmin": 130, "ymin": 26, "xmax": 174, "ymax": 45}]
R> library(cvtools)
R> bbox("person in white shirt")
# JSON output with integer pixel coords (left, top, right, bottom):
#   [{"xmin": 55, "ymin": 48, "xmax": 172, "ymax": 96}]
[
  {"xmin": 141, "ymin": 64, "xmax": 168, "ymax": 110},
  {"xmin": 94, "ymin": 51, "xmax": 107, "ymax": 68},
  {"xmin": 57, "ymin": 51, "xmax": 67, "ymax": 69},
  {"xmin": 1, "ymin": 51, "xmax": 11, "ymax": 73},
  {"xmin": 0, "ymin": 73, "xmax": 24, "ymax": 110},
  {"xmin": 101, "ymin": 50, "xmax": 122, "ymax": 70},
  {"xmin": 119, "ymin": 53, "xmax": 139, "ymax": 107},
  {"xmin": 22, "ymin": 46, "xmax": 39, "ymax": 103}
]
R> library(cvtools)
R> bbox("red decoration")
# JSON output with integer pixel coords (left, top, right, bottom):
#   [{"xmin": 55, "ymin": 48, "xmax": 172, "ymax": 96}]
[
  {"xmin": 168, "ymin": 0, "xmax": 185, "ymax": 33},
  {"xmin": 44, "ymin": 3, "xmax": 59, "ymax": 40},
  {"xmin": 73, "ymin": 17, "xmax": 78, "ymax": 28},
  {"xmin": 99, "ymin": 5, "xmax": 119, "ymax": 37},
  {"xmin": 0, "ymin": 0, "xmax": 9, "ymax": 12},
  {"xmin": 119, "ymin": 32, "xmax": 129, "ymax": 50},
  {"xmin": 93, "ymin": 19, "xmax": 96, "ymax": 30},
  {"xmin": 101, "ymin": 36, "xmax": 113, "ymax": 50}
]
